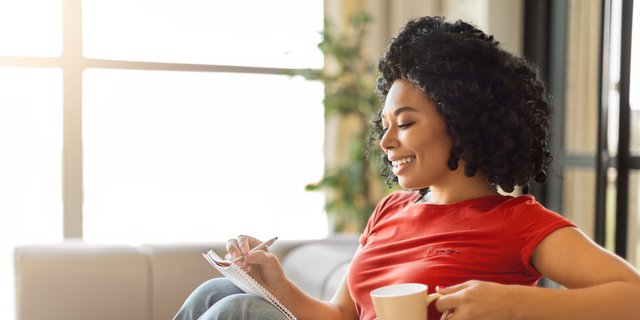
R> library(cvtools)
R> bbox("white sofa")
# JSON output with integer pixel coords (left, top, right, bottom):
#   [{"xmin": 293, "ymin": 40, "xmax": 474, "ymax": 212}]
[{"xmin": 13, "ymin": 234, "xmax": 359, "ymax": 320}]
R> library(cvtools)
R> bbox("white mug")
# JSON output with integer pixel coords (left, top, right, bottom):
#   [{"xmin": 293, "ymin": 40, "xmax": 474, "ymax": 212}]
[{"xmin": 371, "ymin": 283, "xmax": 451, "ymax": 320}]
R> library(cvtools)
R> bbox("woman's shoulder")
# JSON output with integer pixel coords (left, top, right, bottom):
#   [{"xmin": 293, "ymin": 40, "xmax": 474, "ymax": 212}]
[
  {"xmin": 379, "ymin": 191, "xmax": 422, "ymax": 207},
  {"xmin": 370, "ymin": 191, "xmax": 421, "ymax": 219},
  {"xmin": 500, "ymin": 194, "xmax": 550, "ymax": 213},
  {"xmin": 500, "ymin": 195, "xmax": 574, "ymax": 226},
  {"xmin": 385, "ymin": 190, "xmax": 421, "ymax": 200}
]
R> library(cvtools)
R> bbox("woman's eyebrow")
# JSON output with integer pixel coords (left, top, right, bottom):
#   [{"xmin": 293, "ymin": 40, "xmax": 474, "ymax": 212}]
[
  {"xmin": 393, "ymin": 106, "xmax": 419, "ymax": 116},
  {"xmin": 381, "ymin": 106, "xmax": 419, "ymax": 123}
]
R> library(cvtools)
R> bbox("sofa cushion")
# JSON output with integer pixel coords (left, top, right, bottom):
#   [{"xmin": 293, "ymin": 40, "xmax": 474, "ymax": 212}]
[
  {"xmin": 139, "ymin": 243, "xmax": 227, "ymax": 320},
  {"xmin": 14, "ymin": 241, "xmax": 149, "ymax": 320}
]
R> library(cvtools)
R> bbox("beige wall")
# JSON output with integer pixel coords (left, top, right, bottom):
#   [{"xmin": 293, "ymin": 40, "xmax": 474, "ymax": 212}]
[
  {"xmin": 440, "ymin": 0, "xmax": 524, "ymax": 56},
  {"xmin": 325, "ymin": 0, "xmax": 524, "ymax": 60},
  {"xmin": 565, "ymin": 0, "xmax": 601, "ymax": 156}
]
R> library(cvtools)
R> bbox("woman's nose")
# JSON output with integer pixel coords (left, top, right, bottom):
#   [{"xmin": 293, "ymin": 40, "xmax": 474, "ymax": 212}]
[{"xmin": 380, "ymin": 127, "xmax": 398, "ymax": 152}]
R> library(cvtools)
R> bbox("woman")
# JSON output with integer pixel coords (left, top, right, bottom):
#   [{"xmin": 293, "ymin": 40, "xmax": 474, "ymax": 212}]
[{"xmin": 174, "ymin": 16, "xmax": 640, "ymax": 320}]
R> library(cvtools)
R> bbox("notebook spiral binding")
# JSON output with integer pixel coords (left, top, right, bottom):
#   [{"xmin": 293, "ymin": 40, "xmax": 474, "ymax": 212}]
[
  {"xmin": 203, "ymin": 250, "xmax": 297, "ymax": 320},
  {"xmin": 228, "ymin": 262, "xmax": 297, "ymax": 320}
]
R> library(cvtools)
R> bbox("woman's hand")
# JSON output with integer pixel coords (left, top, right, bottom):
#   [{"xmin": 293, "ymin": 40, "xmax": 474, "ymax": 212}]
[
  {"xmin": 225, "ymin": 235, "xmax": 288, "ymax": 293},
  {"xmin": 435, "ymin": 280, "xmax": 518, "ymax": 320}
]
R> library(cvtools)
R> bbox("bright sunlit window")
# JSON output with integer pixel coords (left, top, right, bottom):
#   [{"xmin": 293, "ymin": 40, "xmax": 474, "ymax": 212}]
[
  {"xmin": 0, "ymin": 67, "xmax": 63, "ymax": 320},
  {"xmin": 80, "ymin": 0, "xmax": 327, "ymax": 243},
  {"xmin": 0, "ymin": 1, "xmax": 62, "ymax": 57},
  {"xmin": 1, "ymin": 0, "xmax": 325, "ymax": 318},
  {"xmin": 82, "ymin": 69, "xmax": 327, "ymax": 243},
  {"xmin": 82, "ymin": 0, "xmax": 324, "ymax": 69}
]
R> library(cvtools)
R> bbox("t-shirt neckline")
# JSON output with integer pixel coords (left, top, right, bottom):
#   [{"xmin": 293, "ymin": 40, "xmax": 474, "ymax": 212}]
[{"xmin": 410, "ymin": 193, "xmax": 513, "ymax": 208}]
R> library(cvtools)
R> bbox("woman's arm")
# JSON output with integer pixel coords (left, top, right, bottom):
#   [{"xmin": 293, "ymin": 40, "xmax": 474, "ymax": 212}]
[
  {"xmin": 229, "ymin": 236, "xmax": 360, "ymax": 320},
  {"xmin": 524, "ymin": 227, "xmax": 640, "ymax": 319},
  {"xmin": 280, "ymin": 262, "xmax": 360, "ymax": 320},
  {"xmin": 435, "ymin": 227, "xmax": 640, "ymax": 319}
]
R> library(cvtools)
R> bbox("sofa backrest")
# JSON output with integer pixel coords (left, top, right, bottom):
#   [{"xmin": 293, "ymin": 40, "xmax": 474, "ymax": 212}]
[
  {"xmin": 281, "ymin": 238, "xmax": 360, "ymax": 301},
  {"xmin": 13, "ymin": 235, "xmax": 360, "ymax": 320}
]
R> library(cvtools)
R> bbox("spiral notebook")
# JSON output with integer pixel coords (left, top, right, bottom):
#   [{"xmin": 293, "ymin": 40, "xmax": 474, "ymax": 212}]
[{"xmin": 203, "ymin": 250, "xmax": 297, "ymax": 320}]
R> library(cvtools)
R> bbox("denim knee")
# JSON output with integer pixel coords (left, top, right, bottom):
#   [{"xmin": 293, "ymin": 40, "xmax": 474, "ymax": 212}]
[
  {"xmin": 173, "ymin": 278, "xmax": 244, "ymax": 320},
  {"xmin": 204, "ymin": 294, "xmax": 287, "ymax": 320}
]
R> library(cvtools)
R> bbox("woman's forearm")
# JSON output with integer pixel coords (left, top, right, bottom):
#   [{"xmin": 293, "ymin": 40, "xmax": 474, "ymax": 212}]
[
  {"xmin": 277, "ymin": 279, "xmax": 356, "ymax": 320},
  {"xmin": 512, "ymin": 281, "xmax": 640, "ymax": 320}
]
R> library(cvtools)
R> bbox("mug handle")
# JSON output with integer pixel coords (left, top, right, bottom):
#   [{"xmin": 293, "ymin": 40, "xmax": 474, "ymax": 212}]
[{"xmin": 426, "ymin": 293, "xmax": 451, "ymax": 320}]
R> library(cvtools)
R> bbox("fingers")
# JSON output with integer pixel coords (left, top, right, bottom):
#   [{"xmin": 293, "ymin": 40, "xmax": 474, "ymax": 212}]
[
  {"xmin": 237, "ymin": 234, "xmax": 253, "ymax": 256},
  {"xmin": 226, "ymin": 238, "xmax": 242, "ymax": 260},
  {"xmin": 435, "ymin": 295, "xmax": 457, "ymax": 317},
  {"xmin": 245, "ymin": 249, "xmax": 270, "ymax": 264},
  {"xmin": 436, "ymin": 281, "xmax": 473, "ymax": 295},
  {"xmin": 226, "ymin": 235, "xmax": 256, "ymax": 258},
  {"xmin": 434, "ymin": 281, "xmax": 475, "ymax": 315},
  {"xmin": 227, "ymin": 235, "xmax": 268, "ymax": 271},
  {"xmin": 242, "ymin": 249, "xmax": 277, "ymax": 273},
  {"xmin": 226, "ymin": 249, "xmax": 273, "ymax": 273}
]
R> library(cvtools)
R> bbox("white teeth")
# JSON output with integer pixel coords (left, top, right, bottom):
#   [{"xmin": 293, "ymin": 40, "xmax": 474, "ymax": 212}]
[{"xmin": 392, "ymin": 157, "xmax": 414, "ymax": 166}]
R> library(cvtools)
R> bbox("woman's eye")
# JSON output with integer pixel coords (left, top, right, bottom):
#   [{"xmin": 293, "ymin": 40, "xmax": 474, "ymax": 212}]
[{"xmin": 398, "ymin": 122, "xmax": 414, "ymax": 129}]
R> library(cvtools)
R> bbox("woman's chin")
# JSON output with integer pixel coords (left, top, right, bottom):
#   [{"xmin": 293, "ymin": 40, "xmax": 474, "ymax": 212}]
[{"xmin": 397, "ymin": 179, "xmax": 428, "ymax": 191}]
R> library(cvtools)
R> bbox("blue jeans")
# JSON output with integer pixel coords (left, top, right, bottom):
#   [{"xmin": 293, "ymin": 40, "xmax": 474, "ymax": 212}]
[{"xmin": 173, "ymin": 278, "xmax": 289, "ymax": 320}]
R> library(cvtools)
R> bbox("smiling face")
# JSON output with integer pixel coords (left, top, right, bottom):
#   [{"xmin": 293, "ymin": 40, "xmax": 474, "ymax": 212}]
[{"xmin": 380, "ymin": 79, "xmax": 455, "ymax": 190}]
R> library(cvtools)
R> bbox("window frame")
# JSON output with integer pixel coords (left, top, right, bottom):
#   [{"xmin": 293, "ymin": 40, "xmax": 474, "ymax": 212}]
[
  {"xmin": 0, "ymin": 0, "xmax": 319, "ymax": 239},
  {"xmin": 596, "ymin": 0, "xmax": 639, "ymax": 257},
  {"xmin": 525, "ymin": 0, "xmax": 639, "ymax": 260}
]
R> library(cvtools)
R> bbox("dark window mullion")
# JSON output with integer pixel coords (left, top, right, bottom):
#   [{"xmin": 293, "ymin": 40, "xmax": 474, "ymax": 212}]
[
  {"xmin": 545, "ymin": 0, "xmax": 569, "ymax": 215},
  {"xmin": 615, "ymin": 0, "xmax": 634, "ymax": 258},
  {"xmin": 524, "ymin": 0, "xmax": 551, "ymax": 206},
  {"xmin": 595, "ymin": 0, "xmax": 612, "ymax": 248}
]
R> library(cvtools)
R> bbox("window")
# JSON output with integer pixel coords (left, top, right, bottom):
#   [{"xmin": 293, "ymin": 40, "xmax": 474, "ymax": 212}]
[
  {"xmin": 0, "ymin": 0, "xmax": 325, "ymax": 318},
  {"xmin": 82, "ymin": 69, "xmax": 327, "ymax": 243},
  {"xmin": 598, "ymin": 0, "xmax": 640, "ymax": 266},
  {"xmin": 0, "ymin": 67, "xmax": 63, "ymax": 318},
  {"xmin": 82, "ymin": 1, "xmax": 324, "ymax": 69},
  {"xmin": 524, "ymin": 0, "xmax": 639, "ymax": 287}
]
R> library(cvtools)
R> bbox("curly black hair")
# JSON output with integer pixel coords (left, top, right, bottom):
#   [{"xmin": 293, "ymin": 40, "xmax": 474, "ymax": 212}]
[{"xmin": 369, "ymin": 16, "xmax": 553, "ymax": 194}]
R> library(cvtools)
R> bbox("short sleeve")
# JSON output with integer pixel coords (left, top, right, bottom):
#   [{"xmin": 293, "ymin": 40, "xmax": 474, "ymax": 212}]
[{"xmin": 502, "ymin": 196, "xmax": 577, "ymax": 276}]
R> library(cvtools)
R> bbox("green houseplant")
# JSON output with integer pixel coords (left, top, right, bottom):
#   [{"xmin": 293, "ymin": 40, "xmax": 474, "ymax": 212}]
[{"xmin": 301, "ymin": 13, "xmax": 398, "ymax": 233}]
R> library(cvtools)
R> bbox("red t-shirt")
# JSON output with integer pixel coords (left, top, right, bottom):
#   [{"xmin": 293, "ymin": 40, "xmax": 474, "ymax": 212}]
[{"xmin": 348, "ymin": 191, "xmax": 576, "ymax": 320}]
